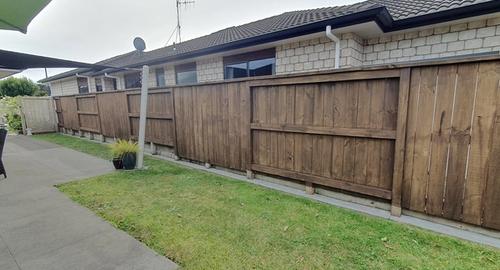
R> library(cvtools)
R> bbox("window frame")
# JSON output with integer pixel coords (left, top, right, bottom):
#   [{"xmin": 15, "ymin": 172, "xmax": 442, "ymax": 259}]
[
  {"xmin": 155, "ymin": 67, "xmax": 166, "ymax": 87},
  {"xmin": 77, "ymin": 77, "xmax": 89, "ymax": 94},
  {"xmin": 175, "ymin": 62, "xmax": 197, "ymax": 85},
  {"xmin": 95, "ymin": 78, "xmax": 103, "ymax": 92},
  {"xmin": 124, "ymin": 71, "xmax": 142, "ymax": 89},
  {"xmin": 223, "ymin": 48, "xmax": 276, "ymax": 80}
]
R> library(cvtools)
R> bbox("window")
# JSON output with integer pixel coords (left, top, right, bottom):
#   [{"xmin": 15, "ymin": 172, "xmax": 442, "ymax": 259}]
[
  {"xmin": 124, "ymin": 72, "xmax": 142, "ymax": 89},
  {"xmin": 224, "ymin": 48, "xmax": 275, "ymax": 79},
  {"xmin": 95, "ymin": 78, "xmax": 103, "ymax": 92},
  {"xmin": 104, "ymin": 77, "xmax": 117, "ymax": 90},
  {"xmin": 77, "ymin": 77, "xmax": 89, "ymax": 94},
  {"xmin": 175, "ymin": 62, "xmax": 197, "ymax": 85},
  {"xmin": 155, "ymin": 68, "xmax": 166, "ymax": 87}
]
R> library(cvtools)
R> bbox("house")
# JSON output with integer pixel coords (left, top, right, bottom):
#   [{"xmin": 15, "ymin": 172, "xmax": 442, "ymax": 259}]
[{"xmin": 41, "ymin": 0, "xmax": 500, "ymax": 96}]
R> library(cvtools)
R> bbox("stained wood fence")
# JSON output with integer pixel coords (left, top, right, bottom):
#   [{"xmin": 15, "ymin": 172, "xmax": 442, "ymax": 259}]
[
  {"xmin": 53, "ymin": 57, "xmax": 500, "ymax": 231},
  {"xmin": 54, "ymin": 89, "xmax": 175, "ymax": 147}
]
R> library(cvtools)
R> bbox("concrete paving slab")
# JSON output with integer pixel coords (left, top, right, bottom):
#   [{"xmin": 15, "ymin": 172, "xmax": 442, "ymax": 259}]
[
  {"xmin": 0, "ymin": 135, "xmax": 178, "ymax": 270},
  {"xmin": 0, "ymin": 237, "xmax": 19, "ymax": 270}
]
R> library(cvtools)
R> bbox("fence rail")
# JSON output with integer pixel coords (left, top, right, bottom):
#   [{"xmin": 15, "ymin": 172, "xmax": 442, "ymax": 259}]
[{"xmin": 53, "ymin": 57, "xmax": 500, "ymax": 231}]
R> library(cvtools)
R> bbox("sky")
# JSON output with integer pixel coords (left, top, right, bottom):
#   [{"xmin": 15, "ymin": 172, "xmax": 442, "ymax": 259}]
[{"xmin": 1, "ymin": 0, "xmax": 363, "ymax": 82}]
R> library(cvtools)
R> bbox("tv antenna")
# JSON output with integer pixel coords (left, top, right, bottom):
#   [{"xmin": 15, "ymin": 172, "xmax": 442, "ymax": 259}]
[{"xmin": 166, "ymin": 0, "xmax": 195, "ymax": 45}]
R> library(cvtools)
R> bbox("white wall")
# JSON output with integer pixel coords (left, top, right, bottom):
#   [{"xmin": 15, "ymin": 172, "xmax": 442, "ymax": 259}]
[{"xmin": 49, "ymin": 77, "xmax": 79, "ymax": 96}]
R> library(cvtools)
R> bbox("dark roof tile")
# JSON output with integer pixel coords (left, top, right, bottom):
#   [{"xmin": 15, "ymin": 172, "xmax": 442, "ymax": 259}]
[{"xmin": 41, "ymin": 0, "xmax": 494, "ymax": 83}]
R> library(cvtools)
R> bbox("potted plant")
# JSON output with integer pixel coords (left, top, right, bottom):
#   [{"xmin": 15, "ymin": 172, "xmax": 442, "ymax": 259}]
[
  {"xmin": 109, "ymin": 141, "xmax": 124, "ymax": 170},
  {"xmin": 109, "ymin": 140, "xmax": 139, "ymax": 170}
]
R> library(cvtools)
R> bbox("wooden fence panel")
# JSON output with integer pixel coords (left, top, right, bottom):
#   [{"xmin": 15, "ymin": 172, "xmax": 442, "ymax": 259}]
[
  {"xmin": 403, "ymin": 61, "xmax": 500, "ymax": 230},
  {"xmin": 20, "ymin": 96, "xmax": 58, "ymax": 134},
  {"xmin": 59, "ymin": 96, "xmax": 78, "ymax": 130},
  {"xmin": 54, "ymin": 97, "xmax": 64, "ymax": 128},
  {"xmin": 127, "ymin": 89, "xmax": 175, "ymax": 146},
  {"xmin": 250, "ymin": 78, "xmax": 399, "ymax": 199},
  {"xmin": 76, "ymin": 95, "xmax": 100, "ymax": 133},
  {"xmin": 173, "ymin": 82, "xmax": 248, "ymax": 170},
  {"xmin": 96, "ymin": 91, "xmax": 130, "ymax": 138}
]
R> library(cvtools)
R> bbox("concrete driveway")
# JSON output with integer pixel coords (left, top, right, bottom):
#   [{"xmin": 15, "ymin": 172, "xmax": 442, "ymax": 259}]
[{"xmin": 0, "ymin": 135, "xmax": 178, "ymax": 270}]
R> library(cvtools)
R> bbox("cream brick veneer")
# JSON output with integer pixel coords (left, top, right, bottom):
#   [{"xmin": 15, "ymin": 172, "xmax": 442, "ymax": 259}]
[
  {"xmin": 56, "ymin": 17, "xmax": 500, "ymax": 95},
  {"xmin": 165, "ymin": 65, "xmax": 176, "ymax": 86},
  {"xmin": 276, "ymin": 33, "xmax": 363, "ymax": 75},
  {"xmin": 147, "ymin": 65, "xmax": 175, "ymax": 87},
  {"xmin": 364, "ymin": 18, "xmax": 500, "ymax": 65},
  {"xmin": 197, "ymin": 57, "xmax": 224, "ymax": 83}
]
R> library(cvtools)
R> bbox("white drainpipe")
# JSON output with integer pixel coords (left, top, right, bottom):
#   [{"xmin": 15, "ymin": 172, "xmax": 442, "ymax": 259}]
[{"xmin": 326, "ymin": 25, "xmax": 340, "ymax": 69}]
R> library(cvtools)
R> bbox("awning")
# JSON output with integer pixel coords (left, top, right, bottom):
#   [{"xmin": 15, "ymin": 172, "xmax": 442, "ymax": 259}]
[
  {"xmin": 0, "ymin": 0, "xmax": 52, "ymax": 33},
  {"xmin": 0, "ymin": 49, "xmax": 114, "ymax": 79}
]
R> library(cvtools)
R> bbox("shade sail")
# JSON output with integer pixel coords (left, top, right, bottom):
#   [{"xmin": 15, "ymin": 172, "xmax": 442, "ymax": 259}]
[
  {"xmin": 0, "ymin": 49, "xmax": 112, "ymax": 70},
  {"xmin": 0, "ymin": 0, "xmax": 52, "ymax": 33}
]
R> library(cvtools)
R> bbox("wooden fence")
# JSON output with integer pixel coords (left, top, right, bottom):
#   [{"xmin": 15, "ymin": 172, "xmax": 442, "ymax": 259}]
[
  {"xmin": 54, "ymin": 89, "xmax": 175, "ymax": 147},
  {"xmin": 53, "ymin": 57, "xmax": 500, "ymax": 231},
  {"xmin": 20, "ymin": 96, "xmax": 58, "ymax": 134}
]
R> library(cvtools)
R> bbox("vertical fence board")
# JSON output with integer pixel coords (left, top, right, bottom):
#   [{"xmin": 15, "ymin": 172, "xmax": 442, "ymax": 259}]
[
  {"xmin": 442, "ymin": 63, "xmax": 478, "ymax": 220},
  {"xmin": 462, "ymin": 62, "xmax": 499, "ymax": 225}
]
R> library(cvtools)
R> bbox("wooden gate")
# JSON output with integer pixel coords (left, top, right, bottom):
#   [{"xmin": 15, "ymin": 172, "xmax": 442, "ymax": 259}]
[
  {"xmin": 403, "ymin": 61, "xmax": 500, "ymax": 229},
  {"xmin": 59, "ymin": 95, "xmax": 79, "ymax": 130},
  {"xmin": 249, "ymin": 70, "xmax": 409, "ymax": 205}
]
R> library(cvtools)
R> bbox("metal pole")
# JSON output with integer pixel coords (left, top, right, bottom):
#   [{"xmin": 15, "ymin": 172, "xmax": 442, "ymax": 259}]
[{"xmin": 137, "ymin": 65, "xmax": 149, "ymax": 169}]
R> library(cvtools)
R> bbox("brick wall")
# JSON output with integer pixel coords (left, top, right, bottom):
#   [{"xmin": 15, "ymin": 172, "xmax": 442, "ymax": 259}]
[
  {"xmin": 196, "ymin": 57, "xmax": 224, "ymax": 83},
  {"xmin": 364, "ymin": 18, "xmax": 500, "ymax": 65},
  {"xmin": 275, "ymin": 33, "xmax": 363, "ymax": 75},
  {"xmin": 77, "ymin": 17, "xmax": 500, "ymax": 91},
  {"xmin": 166, "ymin": 65, "xmax": 176, "ymax": 86}
]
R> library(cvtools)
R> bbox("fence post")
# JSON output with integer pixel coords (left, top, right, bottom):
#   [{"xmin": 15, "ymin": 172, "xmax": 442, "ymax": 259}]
[
  {"xmin": 137, "ymin": 65, "xmax": 149, "ymax": 169},
  {"xmin": 391, "ymin": 68, "xmax": 411, "ymax": 216}
]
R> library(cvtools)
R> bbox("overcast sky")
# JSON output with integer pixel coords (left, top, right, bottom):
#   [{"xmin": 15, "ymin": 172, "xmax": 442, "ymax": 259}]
[{"xmin": 1, "ymin": 0, "xmax": 362, "ymax": 82}]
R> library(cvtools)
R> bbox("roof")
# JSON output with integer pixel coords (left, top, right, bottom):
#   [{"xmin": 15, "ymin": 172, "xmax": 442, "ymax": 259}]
[{"xmin": 40, "ymin": 0, "xmax": 500, "ymax": 83}]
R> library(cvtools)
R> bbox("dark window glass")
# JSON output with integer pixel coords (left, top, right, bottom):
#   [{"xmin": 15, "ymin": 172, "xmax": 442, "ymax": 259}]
[
  {"xmin": 249, "ymin": 58, "xmax": 275, "ymax": 77},
  {"xmin": 224, "ymin": 48, "xmax": 275, "ymax": 79},
  {"xmin": 124, "ymin": 72, "xmax": 142, "ymax": 89},
  {"xmin": 77, "ymin": 77, "xmax": 89, "ymax": 94},
  {"xmin": 225, "ymin": 62, "xmax": 247, "ymax": 79},
  {"xmin": 104, "ymin": 77, "xmax": 117, "ymax": 90},
  {"xmin": 95, "ymin": 78, "xmax": 103, "ymax": 92},
  {"xmin": 175, "ymin": 62, "xmax": 197, "ymax": 85},
  {"xmin": 155, "ymin": 68, "xmax": 166, "ymax": 87}
]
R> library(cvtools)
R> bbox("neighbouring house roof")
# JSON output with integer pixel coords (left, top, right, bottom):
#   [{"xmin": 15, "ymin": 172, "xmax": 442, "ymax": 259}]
[{"xmin": 40, "ymin": 0, "xmax": 500, "ymax": 83}]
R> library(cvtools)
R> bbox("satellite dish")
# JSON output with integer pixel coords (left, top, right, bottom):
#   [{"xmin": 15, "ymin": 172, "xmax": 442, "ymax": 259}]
[{"xmin": 133, "ymin": 37, "xmax": 146, "ymax": 52}]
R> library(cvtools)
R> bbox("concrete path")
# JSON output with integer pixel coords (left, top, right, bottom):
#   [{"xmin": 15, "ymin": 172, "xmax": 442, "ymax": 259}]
[{"xmin": 0, "ymin": 136, "xmax": 178, "ymax": 270}]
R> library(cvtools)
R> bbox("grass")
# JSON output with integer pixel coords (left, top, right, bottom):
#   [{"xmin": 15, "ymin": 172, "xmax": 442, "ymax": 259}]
[{"xmin": 35, "ymin": 133, "xmax": 500, "ymax": 270}]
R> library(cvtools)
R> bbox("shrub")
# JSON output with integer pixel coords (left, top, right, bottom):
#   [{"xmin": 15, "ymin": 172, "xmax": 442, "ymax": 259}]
[
  {"xmin": 0, "ymin": 96, "xmax": 22, "ymax": 132},
  {"xmin": 109, "ymin": 139, "xmax": 139, "ymax": 159},
  {"xmin": 0, "ymin": 77, "xmax": 44, "ymax": 97}
]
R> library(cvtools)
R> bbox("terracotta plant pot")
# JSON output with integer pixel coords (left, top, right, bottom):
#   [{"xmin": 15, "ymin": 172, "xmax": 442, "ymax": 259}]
[
  {"xmin": 112, "ymin": 158, "xmax": 123, "ymax": 170},
  {"xmin": 122, "ymin": 153, "xmax": 136, "ymax": 170}
]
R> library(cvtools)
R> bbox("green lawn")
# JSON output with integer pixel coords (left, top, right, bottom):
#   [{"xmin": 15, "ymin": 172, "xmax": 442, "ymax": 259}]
[{"xmin": 35, "ymin": 134, "xmax": 500, "ymax": 270}]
